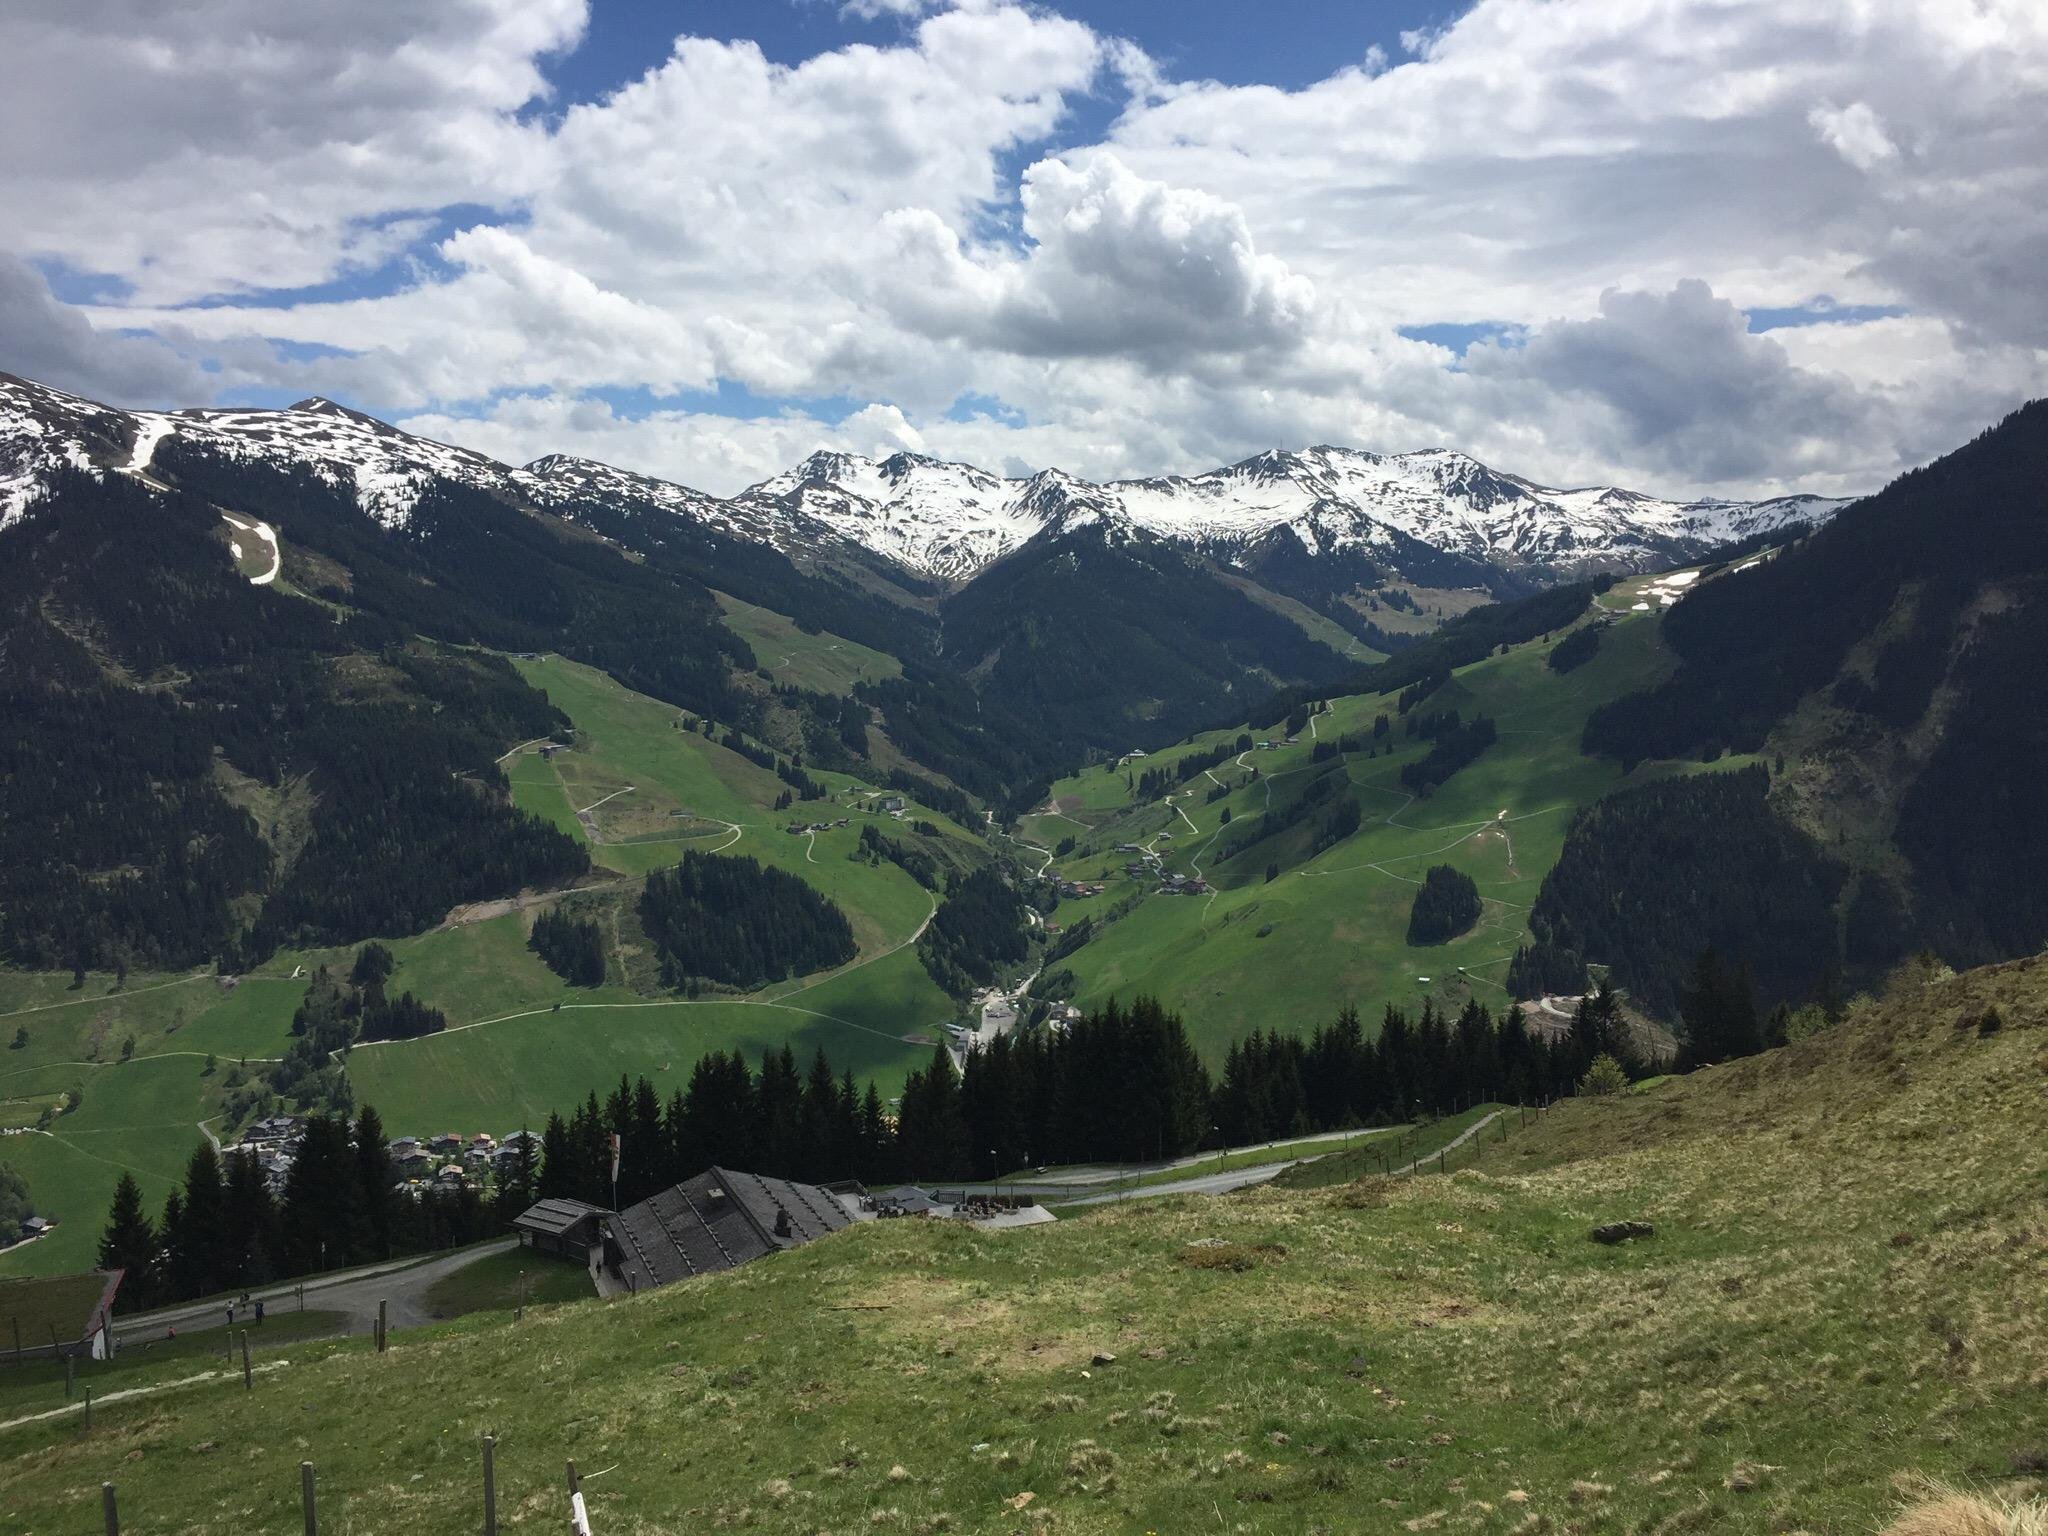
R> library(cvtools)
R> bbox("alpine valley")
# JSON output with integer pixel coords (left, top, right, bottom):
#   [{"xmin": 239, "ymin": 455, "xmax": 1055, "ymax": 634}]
[{"xmin": 2, "ymin": 362, "xmax": 2043, "ymax": 1300}]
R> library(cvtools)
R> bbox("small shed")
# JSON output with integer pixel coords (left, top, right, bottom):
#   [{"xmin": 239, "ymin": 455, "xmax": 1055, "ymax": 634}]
[{"xmin": 513, "ymin": 1198, "xmax": 609, "ymax": 1263}]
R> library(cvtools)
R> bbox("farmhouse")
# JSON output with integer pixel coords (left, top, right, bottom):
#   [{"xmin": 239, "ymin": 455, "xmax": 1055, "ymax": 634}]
[
  {"xmin": 512, "ymin": 1197, "xmax": 609, "ymax": 1264},
  {"xmin": 598, "ymin": 1166, "xmax": 851, "ymax": 1294}
]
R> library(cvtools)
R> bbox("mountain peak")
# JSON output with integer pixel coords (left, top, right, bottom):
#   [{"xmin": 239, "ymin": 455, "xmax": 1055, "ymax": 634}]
[{"xmin": 287, "ymin": 396, "xmax": 394, "ymax": 431}]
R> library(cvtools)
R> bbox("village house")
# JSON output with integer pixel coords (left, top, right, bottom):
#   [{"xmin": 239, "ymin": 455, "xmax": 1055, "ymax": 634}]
[
  {"xmin": 596, "ymin": 1167, "xmax": 851, "ymax": 1295},
  {"xmin": 512, "ymin": 1197, "xmax": 609, "ymax": 1265},
  {"xmin": 395, "ymin": 1148, "xmax": 434, "ymax": 1178},
  {"xmin": 240, "ymin": 1114, "xmax": 300, "ymax": 1149}
]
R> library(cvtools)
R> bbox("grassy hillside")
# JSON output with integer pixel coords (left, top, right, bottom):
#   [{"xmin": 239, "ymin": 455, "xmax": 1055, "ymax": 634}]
[
  {"xmin": 1028, "ymin": 587, "xmax": 1735, "ymax": 1058},
  {"xmin": 0, "ymin": 656, "xmax": 989, "ymax": 1278},
  {"xmin": 4, "ymin": 956, "xmax": 2040, "ymax": 1532},
  {"xmin": 713, "ymin": 591, "xmax": 903, "ymax": 695}
]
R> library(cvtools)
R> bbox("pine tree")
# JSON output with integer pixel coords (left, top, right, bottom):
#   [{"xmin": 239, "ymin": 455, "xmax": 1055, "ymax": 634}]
[
  {"xmin": 353, "ymin": 1105, "xmax": 394, "ymax": 1261},
  {"xmin": 97, "ymin": 1172, "xmax": 159, "ymax": 1304},
  {"xmin": 537, "ymin": 1112, "xmax": 575, "ymax": 1201},
  {"xmin": 165, "ymin": 1141, "xmax": 225, "ymax": 1299},
  {"xmin": 221, "ymin": 1149, "xmax": 278, "ymax": 1289},
  {"xmin": 497, "ymin": 1125, "xmax": 540, "ymax": 1221}
]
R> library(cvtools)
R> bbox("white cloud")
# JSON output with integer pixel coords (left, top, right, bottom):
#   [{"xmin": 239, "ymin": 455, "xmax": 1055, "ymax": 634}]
[
  {"xmin": 0, "ymin": 0, "xmax": 584, "ymax": 304},
  {"xmin": 1808, "ymin": 102, "xmax": 1898, "ymax": 171},
  {"xmin": 875, "ymin": 155, "xmax": 1319, "ymax": 367},
  {"xmin": 6, "ymin": 0, "xmax": 2048, "ymax": 501}
]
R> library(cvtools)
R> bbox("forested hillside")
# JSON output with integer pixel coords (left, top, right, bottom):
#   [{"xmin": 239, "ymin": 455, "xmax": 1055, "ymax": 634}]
[
  {"xmin": 0, "ymin": 469, "xmax": 585, "ymax": 971},
  {"xmin": 1575, "ymin": 400, "xmax": 2048, "ymax": 986},
  {"xmin": 934, "ymin": 527, "xmax": 1354, "ymax": 797}
]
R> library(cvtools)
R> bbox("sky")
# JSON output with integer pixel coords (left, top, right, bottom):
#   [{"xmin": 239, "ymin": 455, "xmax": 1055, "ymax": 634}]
[{"xmin": 3, "ymin": 0, "xmax": 2046, "ymax": 500}]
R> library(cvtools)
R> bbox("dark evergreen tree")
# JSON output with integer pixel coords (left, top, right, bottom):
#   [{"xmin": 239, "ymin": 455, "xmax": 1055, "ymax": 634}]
[
  {"xmin": 97, "ymin": 1172, "xmax": 159, "ymax": 1304},
  {"xmin": 353, "ymin": 1106, "xmax": 394, "ymax": 1261},
  {"xmin": 164, "ymin": 1141, "xmax": 226, "ymax": 1300},
  {"xmin": 536, "ymin": 1112, "xmax": 576, "ymax": 1201},
  {"xmin": 220, "ymin": 1149, "xmax": 278, "ymax": 1289}
]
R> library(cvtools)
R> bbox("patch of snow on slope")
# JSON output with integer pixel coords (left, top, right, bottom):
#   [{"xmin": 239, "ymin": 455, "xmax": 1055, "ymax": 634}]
[{"xmin": 124, "ymin": 414, "xmax": 176, "ymax": 476}]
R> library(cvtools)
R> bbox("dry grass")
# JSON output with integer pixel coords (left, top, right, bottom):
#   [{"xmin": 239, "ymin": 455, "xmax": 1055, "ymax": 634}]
[{"xmin": 1884, "ymin": 1485, "xmax": 2048, "ymax": 1536}]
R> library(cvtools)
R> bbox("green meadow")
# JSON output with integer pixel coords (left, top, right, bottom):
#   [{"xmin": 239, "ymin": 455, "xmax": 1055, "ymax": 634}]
[
  {"xmin": 1032, "ymin": 606, "xmax": 1734, "ymax": 1059},
  {"xmin": 713, "ymin": 591, "xmax": 902, "ymax": 695},
  {"xmin": 0, "ymin": 655, "xmax": 969, "ymax": 1275}
]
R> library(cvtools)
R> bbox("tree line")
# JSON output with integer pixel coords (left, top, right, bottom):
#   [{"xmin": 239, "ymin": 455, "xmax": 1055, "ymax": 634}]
[
  {"xmin": 533, "ymin": 987, "xmax": 1659, "ymax": 1202},
  {"xmin": 639, "ymin": 851, "xmax": 856, "ymax": 989},
  {"xmin": 97, "ymin": 1104, "xmax": 517, "ymax": 1311}
]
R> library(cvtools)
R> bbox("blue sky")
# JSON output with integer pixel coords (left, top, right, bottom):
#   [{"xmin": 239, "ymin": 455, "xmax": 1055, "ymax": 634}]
[
  {"xmin": 3, "ymin": 0, "xmax": 2041, "ymax": 499},
  {"xmin": 549, "ymin": 2, "xmax": 1456, "ymax": 107}
]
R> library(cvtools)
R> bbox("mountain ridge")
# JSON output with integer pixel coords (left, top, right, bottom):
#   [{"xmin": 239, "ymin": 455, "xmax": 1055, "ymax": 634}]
[{"xmin": 0, "ymin": 372, "xmax": 1857, "ymax": 587}]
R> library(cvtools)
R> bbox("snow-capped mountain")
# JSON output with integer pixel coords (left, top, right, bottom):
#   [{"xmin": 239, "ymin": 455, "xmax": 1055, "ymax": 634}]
[
  {"xmin": 733, "ymin": 443, "xmax": 1855, "ymax": 582},
  {"xmin": 1, "ymin": 372, "xmax": 512, "ymax": 528},
  {"xmin": 0, "ymin": 372, "xmax": 1854, "ymax": 586}
]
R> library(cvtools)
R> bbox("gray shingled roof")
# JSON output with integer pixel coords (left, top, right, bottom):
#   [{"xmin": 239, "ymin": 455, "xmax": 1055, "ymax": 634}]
[
  {"xmin": 514, "ymin": 1197, "xmax": 607, "ymax": 1237},
  {"xmin": 602, "ymin": 1167, "xmax": 850, "ymax": 1292}
]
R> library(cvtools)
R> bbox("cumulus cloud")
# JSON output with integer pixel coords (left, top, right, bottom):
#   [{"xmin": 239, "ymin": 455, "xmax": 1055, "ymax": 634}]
[
  {"xmin": 6, "ymin": 0, "xmax": 2048, "ymax": 499},
  {"xmin": 0, "ymin": 0, "xmax": 583, "ymax": 303},
  {"xmin": 1809, "ymin": 102, "xmax": 1899, "ymax": 171},
  {"xmin": 1461, "ymin": 280, "xmax": 1890, "ymax": 485},
  {"xmin": 877, "ymin": 156, "xmax": 1319, "ymax": 366},
  {"xmin": 0, "ymin": 255, "xmax": 206, "ymax": 405}
]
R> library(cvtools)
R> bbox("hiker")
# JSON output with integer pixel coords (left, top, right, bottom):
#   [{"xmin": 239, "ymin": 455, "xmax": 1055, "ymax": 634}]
[{"xmin": 254, "ymin": 1299, "xmax": 265, "ymax": 1325}]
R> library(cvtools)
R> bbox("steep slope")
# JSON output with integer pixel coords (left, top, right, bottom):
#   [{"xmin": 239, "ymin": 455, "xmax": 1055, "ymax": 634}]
[
  {"xmin": 1567, "ymin": 398, "xmax": 2048, "ymax": 993},
  {"xmin": 5, "ymin": 956, "xmax": 2040, "ymax": 1532},
  {"xmin": 0, "ymin": 466, "xmax": 588, "ymax": 971},
  {"xmin": 1019, "ymin": 577, "xmax": 1690, "ymax": 1056}
]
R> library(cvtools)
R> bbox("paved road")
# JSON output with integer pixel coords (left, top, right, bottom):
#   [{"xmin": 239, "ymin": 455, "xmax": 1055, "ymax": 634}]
[
  {"xmin": 113, "ymin": 1238, "xmax": 521, "ymax": 1343},
  {"xmin": 946, "ymin": 1113, "xmax": 1505, "ymax": 1208},
  {"xmin": 1055, "ymin": 1159, "xmax": 1306, "ymax": 1206},
  {"xmin": 951, "ymin": 1126, "xmax": 1400, "ymax": 1198}
]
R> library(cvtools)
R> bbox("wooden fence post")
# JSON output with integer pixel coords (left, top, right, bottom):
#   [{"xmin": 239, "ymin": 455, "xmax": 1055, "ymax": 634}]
[
  {"xmin": 240, "ymin": 1330, "xmax": 253, "ymax": 1390},
  {"xmin": 102, "ymin": 1481, "xmax": 119, "ymax": 1536},
  {"xmin": 301, "ymin": 1460, "xmax": 318, "ymax": 1536},
  {"xmin": 11, "ymin": 1316, "xmax": 20, "ymax": 1363},
  {"xmin": 567, "ymin": 1460, "xmax": 592, "ymax": 1536},
  {"xmin": 377, "ymin": 1299, "xmax": 388, "ymax": 1353},
  {"xmin": 482, "ymin": 1434, "xmax": 498, "ymax": 1536}
]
